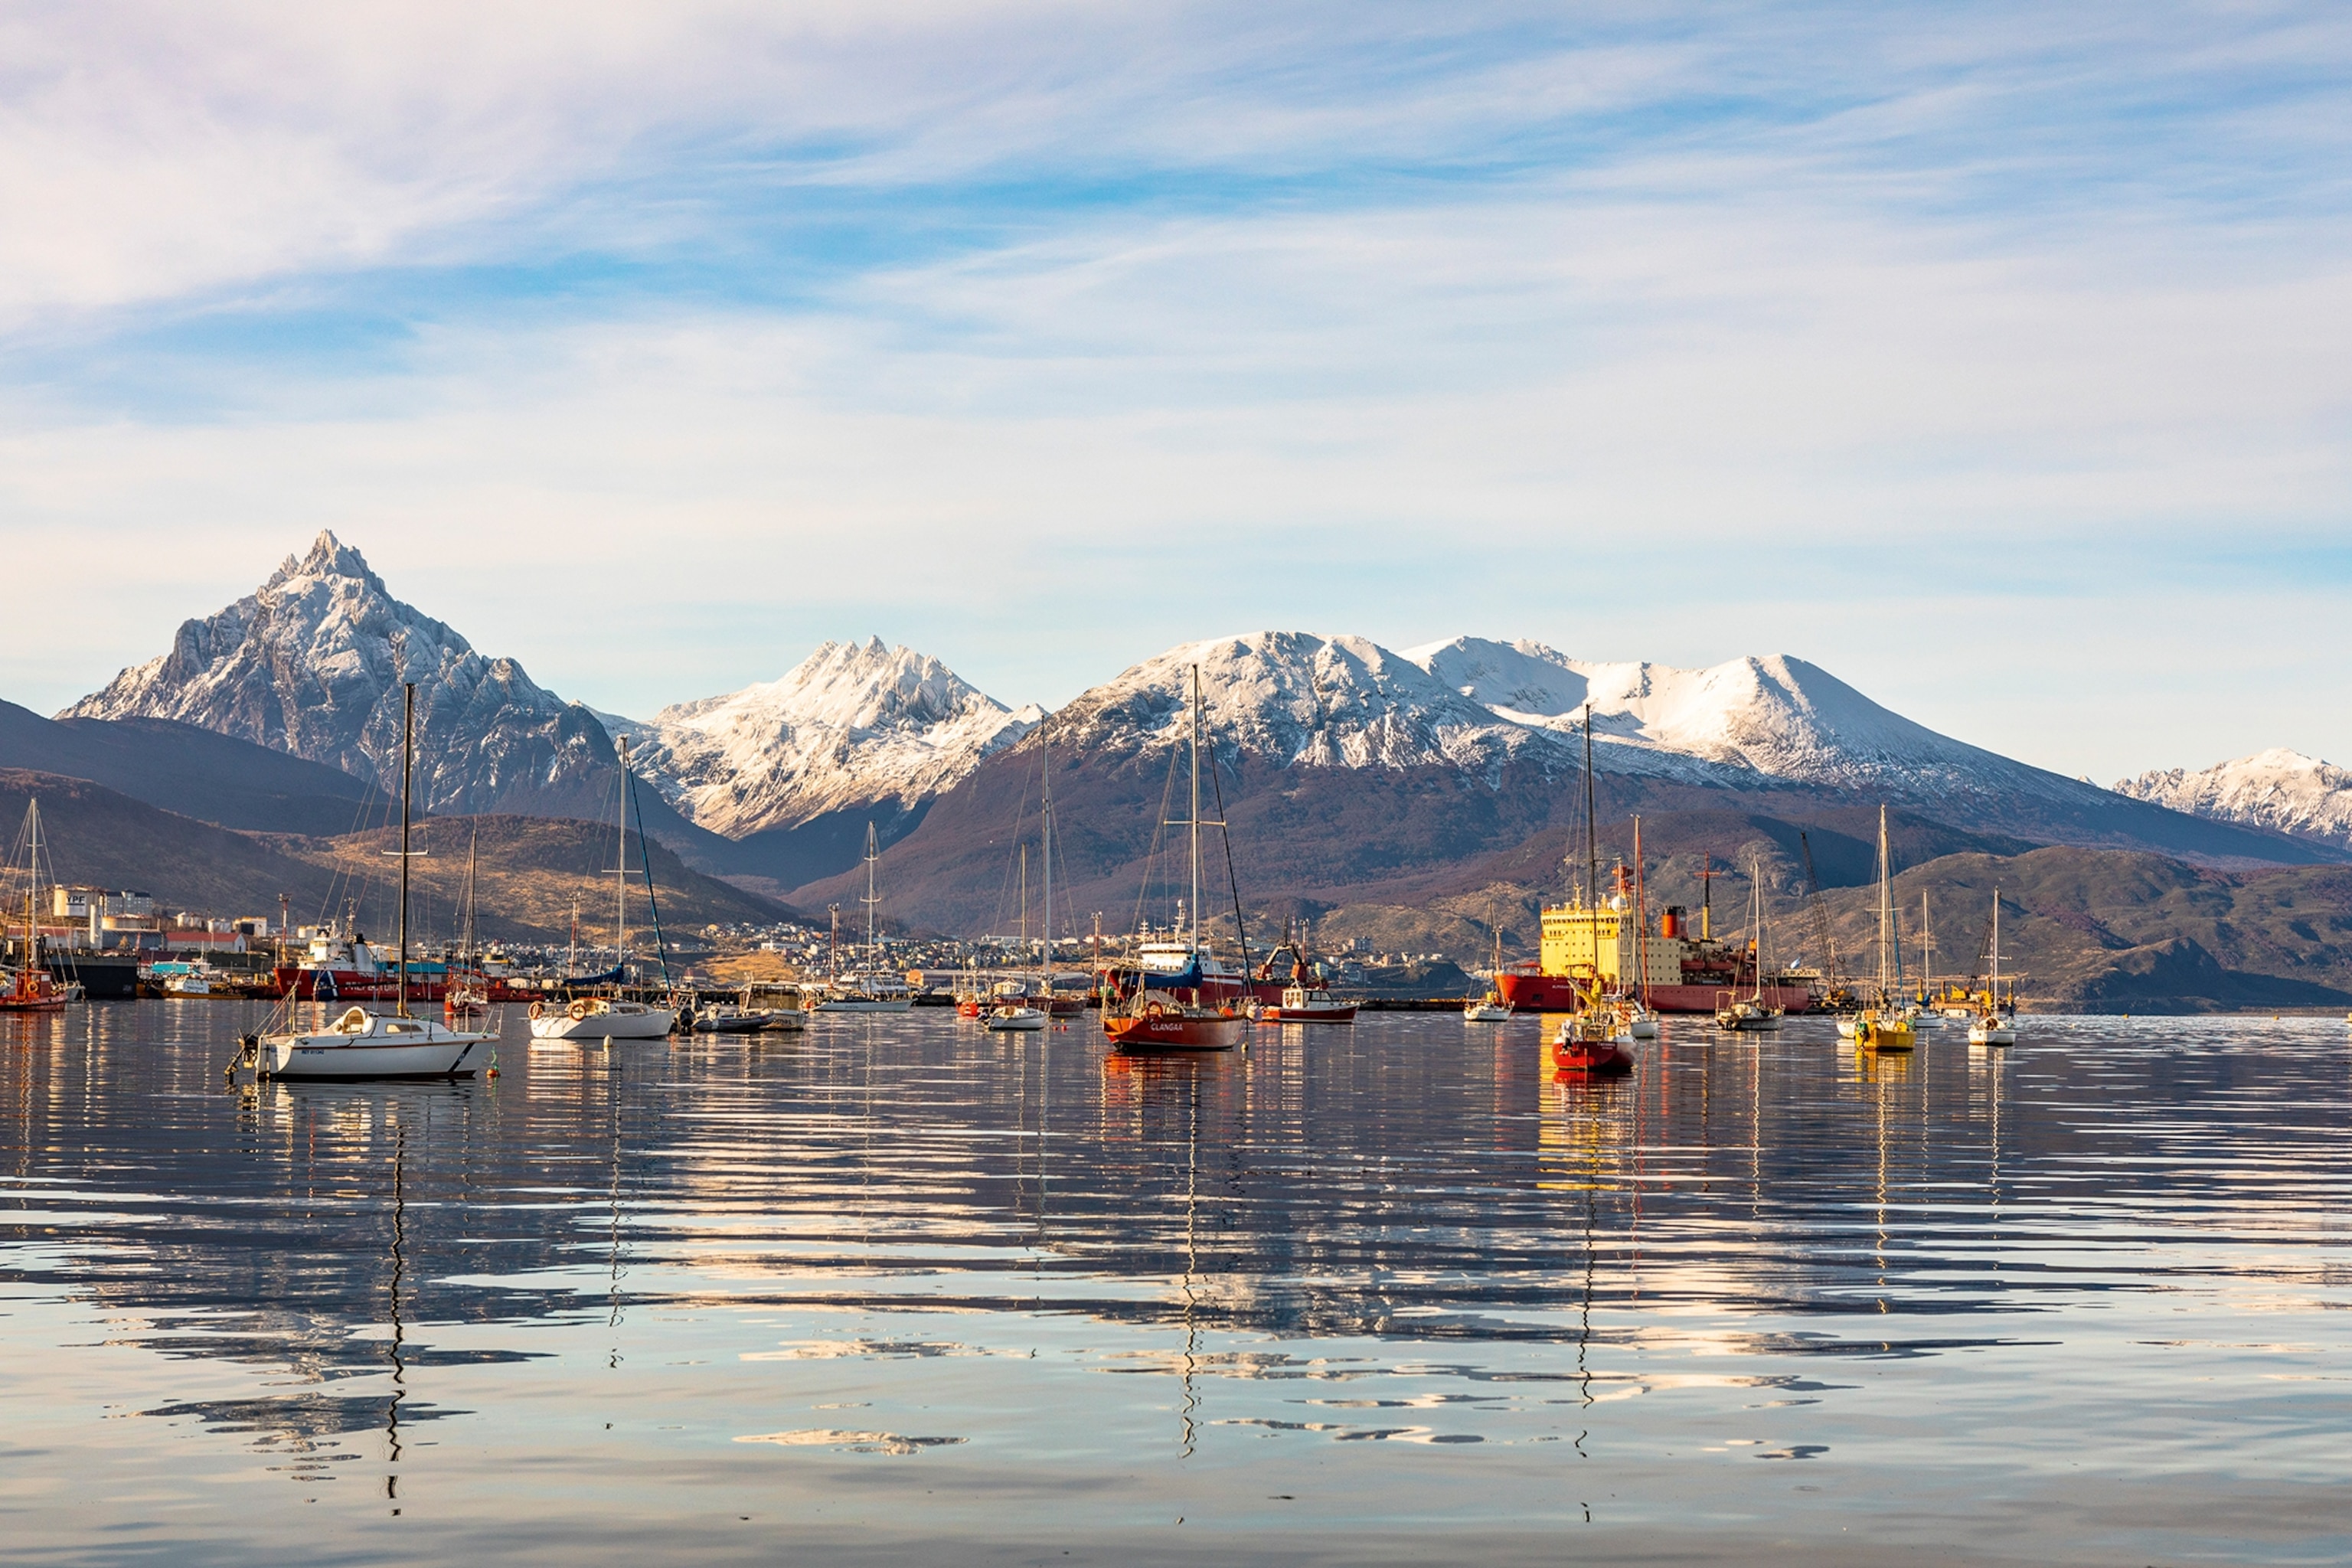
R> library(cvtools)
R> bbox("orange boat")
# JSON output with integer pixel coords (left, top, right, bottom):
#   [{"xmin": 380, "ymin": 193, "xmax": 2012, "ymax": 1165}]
[{"xmin": 1105, "ymin": 1001, "xmax": 1248, "ymax": 1051}]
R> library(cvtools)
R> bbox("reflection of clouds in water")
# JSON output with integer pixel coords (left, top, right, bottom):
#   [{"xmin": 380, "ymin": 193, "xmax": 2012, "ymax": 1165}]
[
  {"xmin": 740, "ymin": 1338, "xmax": 1005, "ymax": 1361},
  {"xmin": 734, "ymin": 1429, "xmax": 966, "ymax": 1456}
]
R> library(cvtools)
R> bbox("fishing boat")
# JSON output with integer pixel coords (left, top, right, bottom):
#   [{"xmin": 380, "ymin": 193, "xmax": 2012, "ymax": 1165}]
[
  {"xmin": 242, "ymin": 685, "xmax": 497, "ymax": 1080},
  {"xmin": 1968, "ymin": 888, "xmax": 2017, "ymax": 1047},
  {"xmin": 1253, "ymin": 923, "xmax": 1357, "ymax": 1023},
  {"xmin": 529, "ymin": 735, "xmax": 678, "ymax": 1040},
  {"xmin": 1714, "ymin": 858, "xmax": 1785, "ymax": 1031},
  {"xmin": 1257, "ymin": 984, "xmax": 1359, "ymax": 1024},
  {"xmin": 1104, "ymin": 670, "xmax": 1249, "ymax": 1054},
  {"xmin": 1851, "ymin": 807, "xmax": 1915, "ymax": 1054}
]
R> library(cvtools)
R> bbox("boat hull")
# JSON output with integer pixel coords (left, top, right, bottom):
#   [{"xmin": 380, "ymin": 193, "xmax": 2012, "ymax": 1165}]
[
  {"xmin": 267, "ymin": 1032, "xmax": 492, "ymax": 1080},
  {"xmin": 1257, "ymin": 1003, "xmax": 1357, "ymax": 1024},
  {"xmin": 528, "ymin": 1005, "xmax": 675, "ymax": 1040},
  {"xmin": 1104, "ymin": 1011, "xmax": 1247, "ymax": 1051},
  {"xmin": 1551, "ymin": 1039, "xmax": 1633, "ymax": 1075}
]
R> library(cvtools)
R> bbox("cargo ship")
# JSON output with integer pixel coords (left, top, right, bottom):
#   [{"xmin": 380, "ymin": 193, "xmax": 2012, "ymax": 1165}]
[{"xmin": 1494, "ymin": 896, "xmax": 1821, "ymax": 1015}]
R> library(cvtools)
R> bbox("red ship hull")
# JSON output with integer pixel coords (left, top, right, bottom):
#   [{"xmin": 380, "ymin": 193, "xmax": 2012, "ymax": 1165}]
[
  {"xmin": 1497, "ymin": 972, "xmax": 1815, "ymax": 1015},
  {"xmin": 1553, "ymin": 1038, "xmax": 1634, "ymax": 1075},
  {"xmin": 1104, "ymin": 1008, "xmax": 1247, "ymax": 1051},
  {"xmin": 274, "ymin": 965, "xmax": 449, "ymax": 1002}
]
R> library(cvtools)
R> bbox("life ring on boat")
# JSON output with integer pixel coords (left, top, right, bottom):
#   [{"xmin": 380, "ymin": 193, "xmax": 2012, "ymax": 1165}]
[
  {"xmin": 528, "ymin": 1000, "xmax": 544, "ymax": 1020},
  {"xmin": 567, "ymin": 998, "xmax": 593, "ymax": 1021}
]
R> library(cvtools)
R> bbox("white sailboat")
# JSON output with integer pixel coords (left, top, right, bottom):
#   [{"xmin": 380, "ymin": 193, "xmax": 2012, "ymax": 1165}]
[
  {"xmin": 247, "ymin": 684, "xmax": 498, "ymax": 1080},
  {"xmin": 1968, "ymin": 888, "xmax": 2017, "ymax": 1046},
  {"xmin": 987, "ymin": 734, "xmax": 1056, "ymax": 1033},
  {"xmin": 1714, "ymin": 858, "xmax": 1785, "ymax": 1031},
  {"xmin": 530, "ymin": 736, "xmax": 676, "ymax": 1040},
  {"xmin": 814, "ymin": 823, "xmax": 914, "ymax": 1013}
]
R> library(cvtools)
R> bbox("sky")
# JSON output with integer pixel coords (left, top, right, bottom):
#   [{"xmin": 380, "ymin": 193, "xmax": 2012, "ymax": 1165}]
[{"xmin": 2, "ymin": 1, "xmax": 2348, "ymax": 782}]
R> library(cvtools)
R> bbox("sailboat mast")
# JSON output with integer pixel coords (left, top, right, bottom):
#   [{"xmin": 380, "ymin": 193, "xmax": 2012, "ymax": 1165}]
[
  {"xmin": 1750, "ymin": 858, "xmax": 1766, "ymax": 1004},
  {"xmin": 1583, "ymin": 702, "xmax": 1597, "ymax": 910},
  {"xmin": 615, "ymin": 737, "xmax": 632, "ymax": 969},
  {"xmin": 1632, "ymin": 815, "xmax": 1649, "ymax": 1007},
  {"xmin": 397, "ymin": 681, "xmax": 414, "ymax": 1019},
  {"xmin": 1189, "ymin": 665, "xmax": 1204, "ymax": 956},
  {"xmin": 1991, "ymin": 887, "xmax": 2001, "ymax": 1005},
  {"xmin": 866, "ymin": 822, "xmax": 879, "ymax": 967},
  {"xmin": 1876, "ymin": 805, "xmax": 1892, "ymax": 1002},
  {"xmin": 25, "ymin": 799, "xmax": 39, "ymax": 974},
  {"xmin": 1040, "ymin": 730, "xmax": 1054, "ymax": 987}
]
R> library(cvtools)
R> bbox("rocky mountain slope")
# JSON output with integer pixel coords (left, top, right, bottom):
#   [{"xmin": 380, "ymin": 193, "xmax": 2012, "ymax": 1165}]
[
  {"xmin": 2114, "ymin": 749, "xmax": 2352, "ymax": 851},
  {"xmin": 0, "ymin": 699, "xmax": 388, "ymax": 835},
  {"xmin": 64, "ymin": 532, "xmax": 611, "ymax": 815},
  {"xmin": 0, "ymin": 767, "xmax": 787, "ymax": 944}
]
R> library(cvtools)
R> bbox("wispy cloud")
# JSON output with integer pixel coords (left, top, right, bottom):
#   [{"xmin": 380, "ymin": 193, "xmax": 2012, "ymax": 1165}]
[{"xmin": 2, "ymin": 2, "xmax": 2349, "ymax": 776}]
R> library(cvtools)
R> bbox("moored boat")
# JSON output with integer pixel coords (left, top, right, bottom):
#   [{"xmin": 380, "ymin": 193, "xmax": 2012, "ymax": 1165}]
[
  {"xmin": 1104, "ymin": 668, "xmax": 1249, "ymax": 1054},
  {"xmin": 1550, "ymin": 1009, "xmax": 1633, "ymax": 1075},
  {"xmin": 241, "ymin": 684, "xmax": 496, "ymax": 1080}
]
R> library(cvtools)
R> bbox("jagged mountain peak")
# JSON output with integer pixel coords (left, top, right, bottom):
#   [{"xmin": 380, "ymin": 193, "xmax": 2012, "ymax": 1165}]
[
  {"xmin": 62, "ymin": 534, "xmax": 603, "ymax": 812},
  {"xmin": 633, "ymin": 639, "xmax": 1036, "ymax": 838},
  {"xmin": 269, "ymin": 529, "xmax": 387, "ymax": 596},
  {"xmin": 2114, "ymin": 749, "xmax": 2352, "ymax": 849}
]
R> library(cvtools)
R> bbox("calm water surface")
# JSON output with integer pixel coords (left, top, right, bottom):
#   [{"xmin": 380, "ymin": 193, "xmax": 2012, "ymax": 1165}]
[{"xmin": 3, "ymin": 1003, "xmax": 2350, "ymax": 1565}]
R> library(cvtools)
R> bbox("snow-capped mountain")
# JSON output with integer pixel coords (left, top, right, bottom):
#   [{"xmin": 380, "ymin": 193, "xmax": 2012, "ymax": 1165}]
[
  {"xmin": 1046, "ymin": 632, "xmax": 1745, "ymax": 786},
  {"xmin": 630, "ymin": 639, "xmax": 1038, "ymax": 838},
  {"xmin": 64, "ymin": 532, "xmax": 610, "ymax": 813},
  {"xmin": 1404, "ymin": 635, "xmax": 2069, "ymax": 799},
  {"xmin": 2114, "ymin": 750, "xmax": 2352, "ymax": 850}
]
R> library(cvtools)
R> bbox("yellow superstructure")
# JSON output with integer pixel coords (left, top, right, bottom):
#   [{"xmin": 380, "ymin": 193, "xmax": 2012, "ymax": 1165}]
[{"xmin": 1539, "ymin": 903, "xmax": 1685, "ymax": 988}]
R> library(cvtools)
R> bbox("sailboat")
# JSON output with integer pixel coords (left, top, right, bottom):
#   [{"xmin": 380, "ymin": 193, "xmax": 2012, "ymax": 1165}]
[
  {"xmin": 1464, "ymin": 926, "xmax": 1512, "ymax": 1022},
  {"xmin": 529, "ymin": 737, "xmax": 677, "ymax": 1040},
  {"xmin": 1550, "ymin": 705, "xmax": 1633, "ymax": 1073},
  {"xmin": 444, "ymin": 828, "xmax": 490, "ymax": 1018},
  {"xmin": 812, "ymin": 824, "xmax": 913, "ymax": 1013},
  {"xmin": 1851, "ymin": 806, "xmax": 1916, "ymax": 1053},
  {"xmin": 1612, "ymin": 816, "xmax": 1659, "ymax": 1038},
  {"xmin": 243, "ymin": 685, "xmax": 498, "ymax": 1080},
  {"xmin": 1713, "ymin": 858, "xmax": 1785, "ymax": 1031},
  {"xmin": 1103, "ymin": 667, "xmax": 1249, "ymax": 1052},
  {"xmin": 1, "ymin": 800, "xmax": 71, "ymax": 1013},
  {"xmin": 987, "ymin": 735, "xmax": 1055, "ymax": 1033},
  {"xmin": 1968, "ymin": 888, "xmax": 2017, "ymax": 1046}
]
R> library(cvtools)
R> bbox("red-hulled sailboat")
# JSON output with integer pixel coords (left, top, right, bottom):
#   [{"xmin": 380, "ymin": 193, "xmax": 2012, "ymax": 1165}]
[{"xmin": 1103, "ymin": 665, "xmax": 1249, "ymax": 1054}]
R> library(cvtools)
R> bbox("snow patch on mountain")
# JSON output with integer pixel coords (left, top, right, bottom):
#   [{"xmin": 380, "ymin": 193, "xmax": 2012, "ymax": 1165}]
[
  {"xmin": 631, "ymin": 638, "xmax": 1038, "ymax": 837},
  {"xmin": 2114, "ymin": 749, "xmax": 2352, "ymax": 849},
  {"xmin": 63, "ymin": 532, "xmax": 606, "ymax": 812}
]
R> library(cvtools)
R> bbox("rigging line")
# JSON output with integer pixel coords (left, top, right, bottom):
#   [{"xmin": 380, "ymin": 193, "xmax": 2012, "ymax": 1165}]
[
  {"xmin": 1129, "ymin": 737, "xmax": 1184, "ymax": 939},
  {"xmin": 1205, "ymin": 729, "xmax": 1250, "ymax": 980},
  {"xmin": 988, "ymin": 747, "xmax": 1040, "ymax": 946},
  {"xmin": 625, "ymin": 768, "xmax": 673, "ymax": 987}
]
